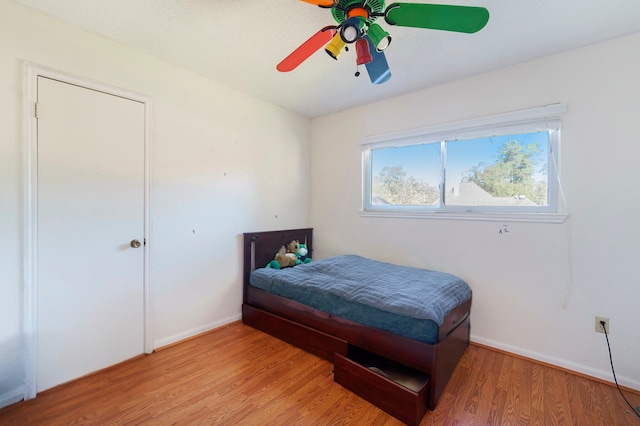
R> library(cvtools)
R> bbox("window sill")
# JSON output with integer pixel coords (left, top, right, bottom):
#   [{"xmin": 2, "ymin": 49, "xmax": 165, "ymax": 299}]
[{"xmin": 358, "ymin": 210, "xmax": 569, "ymax": 224}]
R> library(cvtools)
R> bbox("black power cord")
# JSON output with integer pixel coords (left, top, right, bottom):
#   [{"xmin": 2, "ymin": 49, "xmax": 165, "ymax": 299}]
[{"xmin": 599, "ymin": 320, "xmax": 640, "ymax": 419}]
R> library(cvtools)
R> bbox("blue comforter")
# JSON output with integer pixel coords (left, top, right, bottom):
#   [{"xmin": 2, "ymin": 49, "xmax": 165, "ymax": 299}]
[{"xmin": 249, "ymin": 254, "xmax": 471, "ymax": 344}]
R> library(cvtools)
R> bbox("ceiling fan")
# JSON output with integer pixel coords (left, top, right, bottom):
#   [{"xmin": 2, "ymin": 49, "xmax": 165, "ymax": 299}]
[{"xmin": 277, "ymin": 0, "xmax": 489, "ymax": 84}]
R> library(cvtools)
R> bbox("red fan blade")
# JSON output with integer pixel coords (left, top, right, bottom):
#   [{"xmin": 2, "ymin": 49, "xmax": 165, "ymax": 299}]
[
  {"xmin": 276, "ymin": 27, "xmax": 337, "ymax": 72},
  {"xmin": 299, "ymin": 0, "xmax": 337, "ymax": 6}
]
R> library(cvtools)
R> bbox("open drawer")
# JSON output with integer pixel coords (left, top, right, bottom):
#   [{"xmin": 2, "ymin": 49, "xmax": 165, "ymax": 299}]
[{"xmin": 334, "ymin": 347, "xmax": 430, "ymax": 426}]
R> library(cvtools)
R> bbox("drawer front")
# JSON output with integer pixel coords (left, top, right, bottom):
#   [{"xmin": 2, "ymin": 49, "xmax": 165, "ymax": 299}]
[
  {"xmin": 243, "ymin": 304, "xmax": 348, "ymax": 360},
  {"xmin": 334, "ymin": 353, "xmax": 429, "ymax": 426}
]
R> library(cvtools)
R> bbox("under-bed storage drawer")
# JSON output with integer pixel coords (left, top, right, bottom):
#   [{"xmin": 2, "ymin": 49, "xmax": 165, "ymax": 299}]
[
  {"xmin": 242, "ymin": 304, "xmax": 348, "ymax": 361},
  {"xmin": 334, "ymin": 347, "xmax": 430, "ymax": 426}
]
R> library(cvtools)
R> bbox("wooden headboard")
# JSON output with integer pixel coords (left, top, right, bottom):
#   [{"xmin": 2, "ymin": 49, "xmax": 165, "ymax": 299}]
[{"xmin": 242, "ymin": 228, "xmax": 313, "ymax": 303}]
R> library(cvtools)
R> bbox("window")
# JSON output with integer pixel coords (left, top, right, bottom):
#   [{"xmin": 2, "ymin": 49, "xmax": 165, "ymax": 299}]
[{"xmin": 361, "ymin": 104, "xmax": 567, "ymax": 222}]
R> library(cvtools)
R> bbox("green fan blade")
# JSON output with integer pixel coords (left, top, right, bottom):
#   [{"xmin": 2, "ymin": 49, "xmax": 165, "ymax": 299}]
[{"xmin": 386, "ymin": 3, "xmax": 489, "ymax": 33}]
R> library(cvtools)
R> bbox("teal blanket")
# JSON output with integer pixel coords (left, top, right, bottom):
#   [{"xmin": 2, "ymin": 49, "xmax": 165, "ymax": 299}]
[{"xmin": 249, "ymin": 255, "xmax": 471, "ymax": 344}]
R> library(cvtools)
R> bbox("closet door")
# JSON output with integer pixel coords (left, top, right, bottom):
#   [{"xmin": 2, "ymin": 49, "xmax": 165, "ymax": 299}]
[{"xmin": 36, "ymin": 76, "xmax": 145, "ymax": 392}]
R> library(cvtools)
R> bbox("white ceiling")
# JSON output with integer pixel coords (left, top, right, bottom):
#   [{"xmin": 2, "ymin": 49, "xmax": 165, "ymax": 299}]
[{"xmin": 12, "ymin": 0, "xmax": 640, "ymax": 118}]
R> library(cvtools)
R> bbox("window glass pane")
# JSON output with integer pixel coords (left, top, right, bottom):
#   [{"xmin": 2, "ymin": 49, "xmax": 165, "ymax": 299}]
[
  {"xmin": 445, "ymin": 132, "xmax": 549, "ymax": 207},
  {"xmin": 370, "ymin": 143, "xmax": 441, "ymax": 206}
]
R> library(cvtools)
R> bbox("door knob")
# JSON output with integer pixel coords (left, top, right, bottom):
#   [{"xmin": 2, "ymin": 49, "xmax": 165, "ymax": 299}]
[{"xmin": 130, "ymin": 239, "xmax": 141, "ymax": 248}]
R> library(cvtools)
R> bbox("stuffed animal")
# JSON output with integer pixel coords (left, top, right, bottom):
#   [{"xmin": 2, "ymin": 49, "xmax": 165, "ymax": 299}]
[
  {"xmin": 297, "ymin": 243, "xmax": 312, "ymax": 264},
  {"xmin": 267, "ymin": 240, "xmax": 301, "ymax": 269},
  {"xmin": 286, "ymin": 240, "xmax": 300, "ymax": 254}
]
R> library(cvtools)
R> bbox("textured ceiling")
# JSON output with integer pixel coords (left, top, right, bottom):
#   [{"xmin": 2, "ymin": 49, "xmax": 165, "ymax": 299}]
[{"xmin": 11, "ymin": 0, "xmax": 640, "ymax": 118}]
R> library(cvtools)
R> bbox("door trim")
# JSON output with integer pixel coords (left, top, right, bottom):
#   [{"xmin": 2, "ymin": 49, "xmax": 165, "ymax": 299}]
[{"xmin": 22, "ymin": 62, "xmax": 153, "ymax": 399}]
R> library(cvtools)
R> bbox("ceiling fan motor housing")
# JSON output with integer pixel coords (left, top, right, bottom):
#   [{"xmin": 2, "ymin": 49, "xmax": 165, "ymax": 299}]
[{"xmin": 332, "ymin": 0, "xmax": 385, "ymax": 26}]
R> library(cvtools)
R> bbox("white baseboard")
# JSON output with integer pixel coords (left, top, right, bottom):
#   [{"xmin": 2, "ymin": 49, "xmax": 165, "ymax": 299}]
[
  {"xmin": 471, "ymin": 335, "xmax": 640, "ymax": 391},
  {"xmin": 0, "ymin": 386, "xmax": 26, "ymax": 410},
  {"xmin": 153, "ymin": 314, "xmax": 242, "ymax": 350}
]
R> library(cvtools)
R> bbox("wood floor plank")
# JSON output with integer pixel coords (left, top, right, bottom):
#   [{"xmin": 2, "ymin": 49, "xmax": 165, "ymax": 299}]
[
  {"xmin": 1, "ymin": 322, "xmax": 639, "ymax": 425},
  {"xmin": 500, "ymin": 355, "xmax": 529, "ymax": 425},
  {"xmin": 542, "ymin": 365, "xmax": 570, "ymax": 425}
]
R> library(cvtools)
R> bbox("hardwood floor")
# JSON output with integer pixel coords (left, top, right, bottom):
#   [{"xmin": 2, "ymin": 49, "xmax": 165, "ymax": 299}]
[{"xmin": 1, "ymin": 321, "xmax": 639, "ymax": 425}]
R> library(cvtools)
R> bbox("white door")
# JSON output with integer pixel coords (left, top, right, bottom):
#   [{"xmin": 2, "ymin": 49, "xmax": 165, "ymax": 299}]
[{"xmin": 36, "ymin": 76, "xmax": 145, "ymax": 392}]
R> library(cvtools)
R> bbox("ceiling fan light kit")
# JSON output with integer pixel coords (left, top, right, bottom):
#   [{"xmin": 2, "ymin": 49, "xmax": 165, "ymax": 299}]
[
  {"xmin": 340, "ymin": 16, "xmax": 365, "ymax": 43},
  {"xmin": 325, "ymin": 32, "xmax": 348, "ymax": 59},
  {"xmin": 367, "ymin": 23, "xmax": 391, "ymax": 51},
  {"xmin": 278, "ymin": 0, "xmax": 489, "ymax": 84},
  {"xmin": 355, "ymin": 38, "xmax": 373, "ymax": 64}
]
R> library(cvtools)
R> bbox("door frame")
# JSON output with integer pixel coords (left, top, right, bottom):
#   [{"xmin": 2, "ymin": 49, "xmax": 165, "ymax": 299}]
[{"xmin": 22, "ymin": 62, "xmax": 153, "ymax": 399}]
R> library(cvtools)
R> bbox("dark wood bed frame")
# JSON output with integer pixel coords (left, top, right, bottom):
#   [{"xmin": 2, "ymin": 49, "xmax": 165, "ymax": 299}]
[{"xmin": 242, "ymin": 228, "xmax": 471, "ymax": 421}]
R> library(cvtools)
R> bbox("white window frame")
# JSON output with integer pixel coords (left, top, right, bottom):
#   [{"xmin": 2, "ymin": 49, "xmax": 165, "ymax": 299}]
[{"xmin": 360, "ymin": 103, "xmax": 568, "ymax": 223}]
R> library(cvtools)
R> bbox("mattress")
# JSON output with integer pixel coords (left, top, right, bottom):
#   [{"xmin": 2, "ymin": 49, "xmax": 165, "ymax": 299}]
[{"xmin": 249, "ymin": 254, "xmax": 471, "ymax": 344}]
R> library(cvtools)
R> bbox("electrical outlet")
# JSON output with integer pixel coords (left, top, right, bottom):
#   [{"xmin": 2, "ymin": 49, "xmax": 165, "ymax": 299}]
[{"xmin": 595, "ymin": 316, "xmax": 609, "ymax": 334}]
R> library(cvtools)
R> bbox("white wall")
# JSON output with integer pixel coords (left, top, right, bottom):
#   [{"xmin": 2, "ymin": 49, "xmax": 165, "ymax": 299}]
[
  {"xmin": 0, "ymin": 0, "xmax": 310, "ymax": 404},
  {"xmin": 310, "ymin": 33, "xmax": 640, "ymax": 389}
]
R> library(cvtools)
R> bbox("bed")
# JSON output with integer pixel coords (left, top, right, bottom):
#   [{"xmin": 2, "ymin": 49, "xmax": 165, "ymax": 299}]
[{"xmin": 242, "ymin": 228, "xmax": 471, "ymax": 425}]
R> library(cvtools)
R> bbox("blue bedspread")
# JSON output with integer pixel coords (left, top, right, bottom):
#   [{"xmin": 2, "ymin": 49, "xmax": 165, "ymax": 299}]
[{"xmin": 249, "ymin": 254, "xmax": 471, "ymax": 344}]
